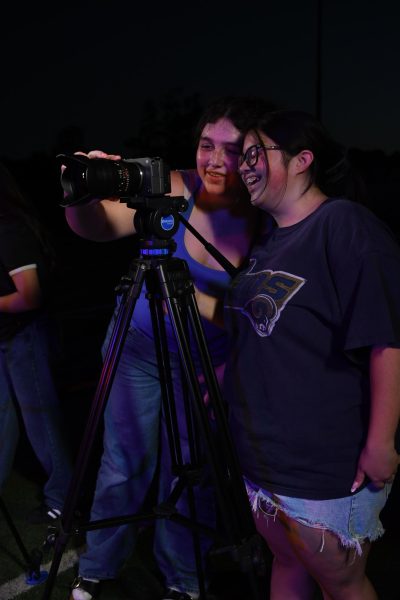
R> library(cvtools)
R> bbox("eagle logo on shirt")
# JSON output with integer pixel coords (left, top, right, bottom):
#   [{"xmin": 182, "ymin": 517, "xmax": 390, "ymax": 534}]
[{"xmin": 227, "ymin": 259, "xmax": 306, "ymax": 337}]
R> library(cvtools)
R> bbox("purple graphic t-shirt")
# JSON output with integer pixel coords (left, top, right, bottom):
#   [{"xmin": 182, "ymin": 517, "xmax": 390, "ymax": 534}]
[{"xmin": 224, "ymin": 198, "xmax": 400, "ymax": 500}]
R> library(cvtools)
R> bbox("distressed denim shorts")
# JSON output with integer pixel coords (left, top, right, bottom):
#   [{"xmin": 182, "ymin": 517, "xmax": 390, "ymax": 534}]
[{"xmin": 245, "ymin": 477, "xmax": 392, "ymax": 556}]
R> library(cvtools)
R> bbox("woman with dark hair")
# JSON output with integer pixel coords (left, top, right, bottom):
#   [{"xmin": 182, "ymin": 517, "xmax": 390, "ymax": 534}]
[
  {"xmin": 223, "ymin": 109, "xmax": 400, "ymax": 599},
  {"xmin": 0, "ymin": 161, "xmax": 72, "ymax": 522},
  {"xmin": 63, "ymin": 96, "xmax": 275, "ymax": 600}
]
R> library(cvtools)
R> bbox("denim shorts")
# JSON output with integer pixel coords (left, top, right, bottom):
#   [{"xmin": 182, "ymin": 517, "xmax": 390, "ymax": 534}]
[{"xmin": 245, "ymin": 477, "xmax": 392, "ymax": 556}]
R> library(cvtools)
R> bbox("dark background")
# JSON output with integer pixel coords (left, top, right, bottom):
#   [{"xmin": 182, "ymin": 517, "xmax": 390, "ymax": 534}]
[
  {"xmin": 1, "ymin": 0, "xmax": 399, "ymax": 158},
  {"xmin": 1, "ymin": 0, "xmax": 399, "ymax": 215}
]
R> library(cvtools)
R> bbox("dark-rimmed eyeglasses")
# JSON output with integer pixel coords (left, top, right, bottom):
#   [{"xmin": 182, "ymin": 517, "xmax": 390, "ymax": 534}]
[{"xmin": 238, "ymin": 143, "xmax": 281, "ymax": 168}]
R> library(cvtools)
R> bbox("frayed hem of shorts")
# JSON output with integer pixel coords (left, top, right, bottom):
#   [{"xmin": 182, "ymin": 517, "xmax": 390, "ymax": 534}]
[{"xmin": 245, "ymin": 483, "xmax": 385, "ymax": 557}]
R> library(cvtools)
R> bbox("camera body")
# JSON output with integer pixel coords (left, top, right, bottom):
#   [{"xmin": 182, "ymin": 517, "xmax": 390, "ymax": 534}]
[
  {"xmin": 122, "ymin": 157, "xmax": 171, "ymax": 198},
  {"xmin": 58, "ymin": 154, "xmax": 171, "ymax": 207}
]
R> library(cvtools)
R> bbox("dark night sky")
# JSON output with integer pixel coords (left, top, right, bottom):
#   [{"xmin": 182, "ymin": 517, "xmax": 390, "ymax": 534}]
[{"xmin": 1, "ymin": 0, "xmax": 399, "ymax": 160}]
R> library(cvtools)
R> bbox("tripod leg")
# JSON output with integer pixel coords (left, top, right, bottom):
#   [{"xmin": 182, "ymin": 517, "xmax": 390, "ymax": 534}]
[
  {"xmin": 41, "ymin": 263, "xmax": 148, "ymax": 600},
  {"xmin": 156, "ymin": 259, "xmax": 266, "ymax": 600},
  {"xmin": 147, "ymin": 288, "xmax": 208, "ymax": 599},
  {"xmin": 186, "ymin": 294, "xmax": 255, "ymax": 528},
  {"xmin": 185, "ymin": 292, "xmax": 266, "ymax": 598}
]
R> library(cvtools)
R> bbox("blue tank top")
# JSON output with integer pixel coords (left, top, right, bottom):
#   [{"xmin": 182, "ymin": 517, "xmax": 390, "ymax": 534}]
[{"xmin": 131, "ymin": 170, "xmax": 230, "ymax": 365}]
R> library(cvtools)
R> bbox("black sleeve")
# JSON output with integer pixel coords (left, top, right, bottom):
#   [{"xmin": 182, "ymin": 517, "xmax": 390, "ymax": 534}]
[
  {"xmin": 0, "ymin": 217, "xmax": 41, "ymax": 273},
  {"xmin": 327, "ymin": 204, "xmax": 400, "ymax": 350}
]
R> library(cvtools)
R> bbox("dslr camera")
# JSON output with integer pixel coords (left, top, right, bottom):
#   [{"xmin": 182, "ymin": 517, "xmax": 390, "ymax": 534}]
[{"xmin": 58, "ymin": 154, "xmax": 171, "ymax": 208}]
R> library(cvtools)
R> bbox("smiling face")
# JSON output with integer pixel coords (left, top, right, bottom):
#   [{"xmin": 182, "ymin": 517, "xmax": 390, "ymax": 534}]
[
  {"xmin": 239, "ymin": 130, "xmax": 328, "ymax": 226},
  {"xmin": 239, "ymin": 131, "xmax": 288, "ymax": 214},
  {"xmin": 196, "ymin": 117, "xmax": 244, "ymax": 199}
]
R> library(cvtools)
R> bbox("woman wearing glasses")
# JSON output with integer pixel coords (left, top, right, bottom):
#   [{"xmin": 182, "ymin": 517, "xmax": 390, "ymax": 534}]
[{"xmin": 223, "ymin": 110, "xmax": 400, "ymax": 599}]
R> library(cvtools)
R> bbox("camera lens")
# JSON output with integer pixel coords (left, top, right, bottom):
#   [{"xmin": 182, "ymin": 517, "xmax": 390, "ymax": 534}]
[{"xmin": 85, "ymin": 160, "xmax": 143, "ymax": 197}]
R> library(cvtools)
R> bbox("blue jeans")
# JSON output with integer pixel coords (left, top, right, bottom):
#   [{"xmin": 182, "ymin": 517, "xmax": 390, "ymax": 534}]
[
  {"xmin": 79, "ymin": 323, "xmax": 216, "ymax": 596},
  {"xmin": 0, "ymin": 315, "xmax": 72, "ymax": 509}
]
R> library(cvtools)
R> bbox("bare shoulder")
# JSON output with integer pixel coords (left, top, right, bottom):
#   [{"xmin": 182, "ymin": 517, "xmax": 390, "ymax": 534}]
[
  {"xmin": 170, "ymin": 170, "xmax": 184, "ymax": 196},
  {"xmin": 170, "ymin": 169, "xmax": 198, "ymax": 197}
]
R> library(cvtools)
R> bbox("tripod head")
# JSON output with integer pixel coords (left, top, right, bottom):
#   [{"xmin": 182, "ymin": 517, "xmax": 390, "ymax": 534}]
[
  {"xmin": 130, "ymin": 195, "xmax": 188, "ymax": 241},
  {"xmin": 132, "ymin": 196, "xmax": 185, "ymax": 261}
]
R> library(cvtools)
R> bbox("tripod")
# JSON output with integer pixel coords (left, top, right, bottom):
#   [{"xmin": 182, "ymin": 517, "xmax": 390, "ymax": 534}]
[{"xmin": 41, "ymin": 206, "xmax": 266, "ymax": 600}]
